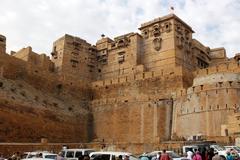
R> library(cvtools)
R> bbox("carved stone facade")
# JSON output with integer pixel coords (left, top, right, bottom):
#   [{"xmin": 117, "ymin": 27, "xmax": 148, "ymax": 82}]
[{"xmin": 0, "ymin": 14, "xmax": 239, "ymax": 144}]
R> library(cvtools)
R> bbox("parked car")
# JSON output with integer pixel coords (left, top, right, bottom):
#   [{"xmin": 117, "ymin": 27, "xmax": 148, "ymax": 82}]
[
  {"xmin": 21, "ymin": 151, "xmax": 57, "ymax": 159},
  {"xmin": 140, "ymin": 151, "xmax": 188, "ymax": 160},
  {"xmin": 211, "ymin": 145, "xmax": 227, "ymax": 156},
  {"xmin": 89, "ymin": 151, "xmax": 138, "ymax": 160},
  {"xmin": 62, "ymin": 149, "xmax": 95, "ymax": 160},
  {"xmin": 182, "ymin": 144, "xmax": 226, "ymax": 159},
  {"xmin": 182, "ymin": 145, "xmax": 198, "ymax": 154},
  {"xmin": 224, "ymin": 146, "xmax": 240, "ymax": 156}
]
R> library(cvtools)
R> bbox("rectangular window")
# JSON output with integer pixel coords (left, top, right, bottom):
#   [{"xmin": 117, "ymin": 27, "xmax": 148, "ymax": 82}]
[
  {"xmin": 75, "ymin": 151, "xmax": 82, "ymax": 158},
  {"xmin": 66, "ymin": 151, "xmax": 74, "ymax": 158},
  {"xmin": 197, "ymin": 58, "xmax": 208, "ymax": 69},
  {"xmin": 70, "ymin": 59, "xmax": 79, "ymax": 68},
  {"xmin": 118, "ymin": 51, "xmax": 125, "ymax": 64},
  {"xmin": 97, "ymin": 54, "xmax": 108, "ymax": 65},
  {"xmin": 71, "ymin": 52, "xmax": 79, "ymax": 56}
]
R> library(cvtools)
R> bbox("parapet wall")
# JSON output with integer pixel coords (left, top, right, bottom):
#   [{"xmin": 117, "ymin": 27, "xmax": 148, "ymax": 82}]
[
  {"xmin": 194, "ymin": 62, "xmax": 240, "ymax": 77},
  {"xmin": 90, "ymin": 66, "xmax": 185, "ymax": 144},
  {"xmin": 0, "ymin": 53, "xmax": 91, "ymax": 100},
  {"xmin": 92, "ymin": 66, "xmax": 183, "ymax": 88},
  {"xmin": 174, "ymin": 80, "xmax": 240, "ymax": 99}
]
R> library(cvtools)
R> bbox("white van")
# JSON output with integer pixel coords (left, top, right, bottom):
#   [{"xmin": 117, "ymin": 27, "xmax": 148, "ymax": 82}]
[
  {"xmin": 22, "ymin": 151, "xmax": 57, "ymax": 159},
  {"xmin": 62, "ymin": 149, "xmax": 95, "ymax": 160},
  {"xmin": 89, "ymin": 151, "xmax": 138, "ymax": 160}
]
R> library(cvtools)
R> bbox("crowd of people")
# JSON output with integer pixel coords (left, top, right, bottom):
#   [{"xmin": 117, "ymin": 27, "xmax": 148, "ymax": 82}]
[
  {"xmin": 186, "ymin": 148, "xmax": 239, "ymax": 160},
  {"xmin": 140, "ymin": 150, "xmax": 171, "ymax": 160},
  {"xmin": 1, "ymin": 147, "xmax": 240, "ymax": 160},
  {"xmin": 140, "ymin": 148, "xmax": 240, "ymax": 160}
]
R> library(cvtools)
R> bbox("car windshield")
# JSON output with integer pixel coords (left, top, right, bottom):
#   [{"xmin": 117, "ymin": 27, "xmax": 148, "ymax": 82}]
[
  {"xmin": 168, "ymin": 152, "xmax": 181, "ymax": 158},
  {"xmin": 45, "ymin": 155, "xmax": 57, "ymax": 159},
  {"xmin": 22, "ymin": 153, "xmax": 28, "ymax": 159},
  {"xmin": 91, "ymin": 154, "xmax": 110, "ymax": 160},
  {"xmin": 28, "ymin": 153, "xmax": 37, "ymax": 158},
  {"xmin": 129, "ymin": 155, "xmax": 139, "ymax": 160},
  {"xmin": 149, "ymin": 151, "xmax": 181, "ymax": 158},
  {"xmin": 214, "ymin": 145, "xmax": 225, "ymax": 151},
  {"xmin": 233, "ymin": 147, "xmax": 240, "ymax": 152},
  {"xmin": 66, "ymin": 151, "xmax": 74, "ymax": 158}
]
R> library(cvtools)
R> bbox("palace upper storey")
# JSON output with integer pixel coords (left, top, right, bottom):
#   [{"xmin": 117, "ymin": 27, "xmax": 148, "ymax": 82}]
[{"xmin": 1, "ymin": 14, "xmax": 240, "ymax": 85}]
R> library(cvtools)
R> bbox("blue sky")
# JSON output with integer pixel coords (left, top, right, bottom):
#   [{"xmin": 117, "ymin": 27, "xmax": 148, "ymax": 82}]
[{"xmin": 0, "ymin": 0, "xmax": 240, "ymax": 57}]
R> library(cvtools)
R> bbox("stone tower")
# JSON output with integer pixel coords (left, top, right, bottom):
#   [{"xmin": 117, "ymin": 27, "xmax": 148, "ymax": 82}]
[
  {"xmin": 0, "ymin": 34, "xmax": 6, "ymax": 54},
  {"xmin": 138, "ymin": 14, "xmax": 195, "ymax": 88},
  {"xmin": 51, "ymin": 34, "xmax": 97, "ymax": 80}
]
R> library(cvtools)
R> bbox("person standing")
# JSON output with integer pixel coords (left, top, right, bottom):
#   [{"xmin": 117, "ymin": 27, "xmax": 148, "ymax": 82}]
[
  {"xmin": 0, "ymin": 154, "xmax": 4, "ymax": 160},
  {"xmin": 56, "ymin": 152, "xmax": 65, "ymax": 160},
  {"xmin": 160, "ymin": 150, "xmax": 170, "ymax": 160},
  {"xmin": 156, "ymin": 152, "xmax": 161, "ymax": 160},
  {"xmin": 123, "ymin": 155, "xmax": 129, "ymax": 160},
  {"xmin": 208, "ymin": 148, "xmax": 214, "ymax": 160},
  {"xmin": 212, "ymin": 153, "xmax": 223, "ymax": 160},
  {"xmin": 226, "ymin": 152, "xmax": 233, "ymax": 160},
  {"xmin": 193, "ymin": 151, "xmax": 202, "ymax": 160},
  {"xmin": 187, "ymin": 150, "xmax": 194, "ymax": 160}
]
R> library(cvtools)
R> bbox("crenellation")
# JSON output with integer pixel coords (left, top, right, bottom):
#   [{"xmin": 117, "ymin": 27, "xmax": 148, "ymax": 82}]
[{"xmin": 194, "ymin": 61, "xmax": 240, "ymax": 78}]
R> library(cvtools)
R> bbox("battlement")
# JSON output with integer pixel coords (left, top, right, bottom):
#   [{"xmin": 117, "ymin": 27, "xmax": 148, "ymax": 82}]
[
  {"xmin": 12, "ymin": 46, "xmax": 54, "ymax": 72},
  {"xmin": 175, "ymin": 80, "xmax": 240, "ymax": 98},
  {"xmin": 194, "ymin": 61, "xmax": 240, "ymax": 77},
  {"xmin": 92, "ymin": 66, "xmax": 182, "ymax": 88}
]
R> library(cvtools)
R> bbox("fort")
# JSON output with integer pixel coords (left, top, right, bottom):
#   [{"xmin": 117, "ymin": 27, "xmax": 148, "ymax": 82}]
[{"xmin": 0, "ymin": 13, "xmax": 240, "ymax": 152}]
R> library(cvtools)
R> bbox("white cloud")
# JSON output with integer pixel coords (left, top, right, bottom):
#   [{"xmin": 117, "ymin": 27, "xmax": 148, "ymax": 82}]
[
  {"xmin": 0, "ymin": 0, "xmax": 239, "ymax": 57},
  {"xmin": 172, "ymin": 0, "xmax": 240, "ymax": 57}
]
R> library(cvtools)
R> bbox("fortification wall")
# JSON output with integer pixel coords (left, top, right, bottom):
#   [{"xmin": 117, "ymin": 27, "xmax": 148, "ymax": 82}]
[
  {"xmin": 91, "ymin": 66, "xmax": 187, "ymax": 143},
  {"xmin": 0, "ymin": 53, "xmax": 91, "ymax": 100},
  {"xmin": 0, "ymin": 53, "xmax": 92, "ymax": 143},
  {"xmin": 194, "ymin": 62, "xmax": 240, "ymax": 77},
  {"xmin": 92, "ymin": 66, "xmax": 183, "ymax": 88},
  {"xmin": 0, "ymin": 77, "xmax": 90, "ymax": 143},
  {"xmin": 172, "ymin": 78, "xmax": 240, "ymax": 139},
  {"xmin": 91, "ymin": 97, "xmax": 173, "ymax": 143}
]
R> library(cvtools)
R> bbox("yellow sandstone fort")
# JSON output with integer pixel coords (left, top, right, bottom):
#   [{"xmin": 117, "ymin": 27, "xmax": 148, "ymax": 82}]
[{"xmin": 0, "ymin": 14, "xmax": 240, "ymax": 146}]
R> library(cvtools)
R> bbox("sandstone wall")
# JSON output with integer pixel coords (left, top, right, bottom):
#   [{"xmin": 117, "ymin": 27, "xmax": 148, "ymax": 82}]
[
  {"xmin": 91, "ymin": 66, "xmax": 186, "ymax": 143},
  {"xmin": 0, "ymin": 77, "xmax": 90, "ymax": 143},
  {"xmin": 96, "ymin": 33, "xmax": 143, "ymax": 80},
  {"xmin": 0, "ymin": 53, "xmax": 92, "ymax": 143},
  {"xmin": 172, "ymin": 64, "xmax": 240, "ymax": 138}
]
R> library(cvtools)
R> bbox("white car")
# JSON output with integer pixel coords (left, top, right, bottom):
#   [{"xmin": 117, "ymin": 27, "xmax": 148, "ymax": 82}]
[
  {"xmin": 182, "ymin": 145, "xmax": 198, "ymax": 154},
  {"xmin": 89, "ymin": 151, "xmax": 138, "ymax": 160},
  {"xmin": 143, "ymin": 151, "xmax": 189, "ymax": 160},
  {"xmin": 210, "ymin": 145, "xmax": 227, "ymax": 157},
  {"xmin": 62, "ymin": 148, "xmax": 95, "ymax": 160},
  {"xmin": 224, "ymin": 146, "xmax": 240, "ymax": 156},
  {"xmin": 21, "ymin": 152, "xmax": 57, "ymax": 160}
]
